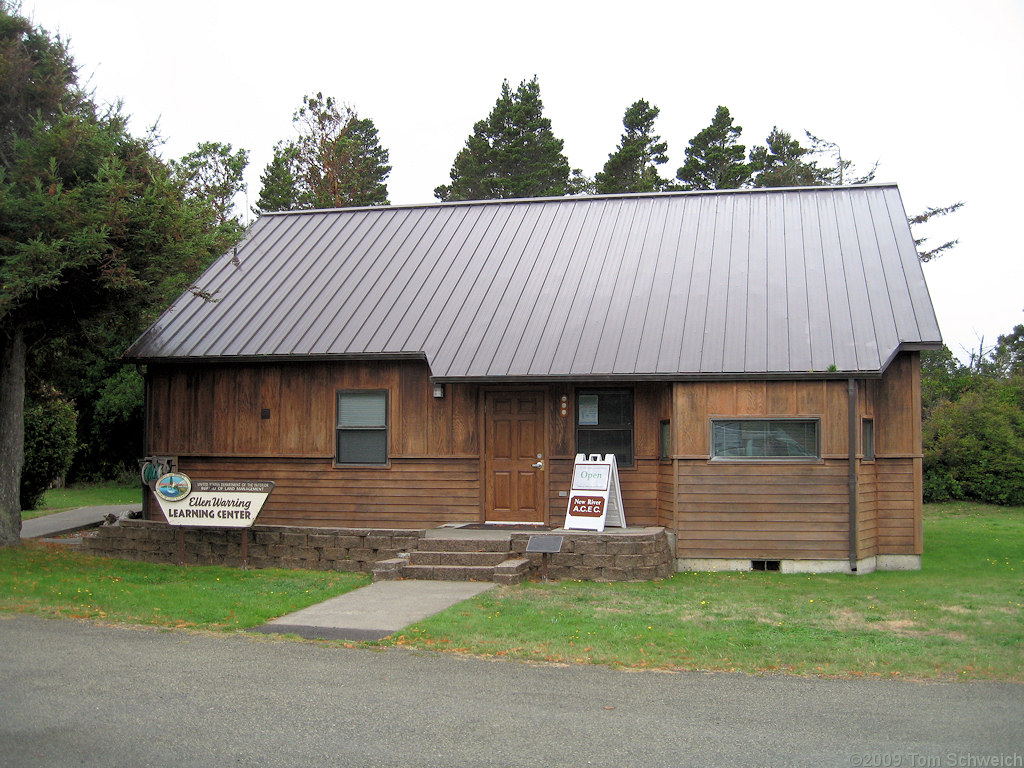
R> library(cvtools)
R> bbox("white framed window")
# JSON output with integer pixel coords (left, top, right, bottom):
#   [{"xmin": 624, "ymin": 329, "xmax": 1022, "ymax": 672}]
[
  {"xmin": 711, "ymin": 419, "xmax": 819, "ymax": 460},
  {"xmin": 335, "ymin": 390, "xmax": 388, "ymax": 465}
]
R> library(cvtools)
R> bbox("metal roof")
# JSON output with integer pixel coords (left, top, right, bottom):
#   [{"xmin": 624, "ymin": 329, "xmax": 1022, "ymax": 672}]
[{"xmin": 125, "ymin": 184, "xmax": 942, "ymax": 379}]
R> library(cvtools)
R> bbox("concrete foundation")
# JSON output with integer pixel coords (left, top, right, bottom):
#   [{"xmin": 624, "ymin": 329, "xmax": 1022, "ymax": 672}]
[{"xmin": 676, "ymin": 554, "xmax": 921, "ymax": 575}]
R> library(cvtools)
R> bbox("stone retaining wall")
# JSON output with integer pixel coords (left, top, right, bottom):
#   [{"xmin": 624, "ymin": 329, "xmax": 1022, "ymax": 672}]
[
  {"xmin": 510, "ymin": 528, "xmax": 674, "ymax": 581},
  {"xmin": 83, "ymin": 520, "xmax": 423, "ymax": 571},
  {"xmin": 83, "ymin": 521, "xmax": 675, "ymax": 581}
]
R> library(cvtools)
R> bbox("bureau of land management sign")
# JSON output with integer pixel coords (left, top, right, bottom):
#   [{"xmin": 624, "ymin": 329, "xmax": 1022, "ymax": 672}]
[
  {"xmin": 564, "ymin": 453, "xmax": 626, "ymax": 532},
  {"xmin": 153, "ymin": 473, "xmax": 274, "ymax": 528}
]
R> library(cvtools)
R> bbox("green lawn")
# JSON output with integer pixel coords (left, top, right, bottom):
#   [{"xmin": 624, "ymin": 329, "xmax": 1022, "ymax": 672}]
[
  {"xmin": 0, "ymin": 545, "xmax": 369, "ymax": 630},
  {"xmin": 22, "ymin": 482, "xmax": 141, "ymax": 519},
  {"xmin": 384, "ymin": 502, "xmax": 1024, "ymax": 681},
  {"xmin": 1, "ymin": 501, "xmax": 1021, "ymax": 680}
]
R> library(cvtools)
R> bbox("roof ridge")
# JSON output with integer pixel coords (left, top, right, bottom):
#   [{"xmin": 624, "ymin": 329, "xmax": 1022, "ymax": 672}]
[{"xmin": 261, "ymin": 183, "xmax": 901, "ymax": 217}]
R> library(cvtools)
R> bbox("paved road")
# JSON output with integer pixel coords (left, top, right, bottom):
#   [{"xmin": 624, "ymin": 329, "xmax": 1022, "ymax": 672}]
[{"xmin": 1, "ymin": 615, "xmax": 1020, "ymax": 768}]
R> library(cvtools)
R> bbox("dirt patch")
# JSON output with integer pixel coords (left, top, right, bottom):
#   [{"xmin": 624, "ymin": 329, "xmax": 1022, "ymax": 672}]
[
  {"xmin": 832, "ymin": 607, "xmax": 916, "ymax": 634},
  {"xmin": 831, "ymin": 607, "xmax": 968, "ymax": 642}
]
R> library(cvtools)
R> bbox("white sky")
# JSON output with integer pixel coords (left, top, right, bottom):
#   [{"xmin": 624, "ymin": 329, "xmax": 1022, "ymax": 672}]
[{"xmin": 22, "ymin": 0, "xmax": 1024, "ymax": 364}]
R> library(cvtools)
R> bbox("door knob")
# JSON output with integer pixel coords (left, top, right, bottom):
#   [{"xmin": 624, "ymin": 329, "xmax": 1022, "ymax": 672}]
[{"xmin": 532, "ymin": 461, "xmax": 544, "ymax": 469}]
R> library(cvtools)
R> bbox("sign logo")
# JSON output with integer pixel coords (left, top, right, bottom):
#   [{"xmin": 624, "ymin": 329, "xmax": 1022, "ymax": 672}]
[{"xmin": 155, "ymin": 472, "xmax": 192, "ymax": 501}]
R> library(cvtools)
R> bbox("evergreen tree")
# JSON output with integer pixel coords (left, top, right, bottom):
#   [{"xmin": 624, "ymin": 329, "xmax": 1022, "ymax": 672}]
[
  {"xmin": 0, "ymin": 1, "xmax": 78, "ymax": 545},
  {"xmin": 675, "ymin": 106, "xmax": 749, "ymax": 190},
  {"xmin": 595, "ymin": 99, "xmax": 669, "ymax": 194},
  {"xmin": 908, "ymin": 201, "xmax": 965, "ymax": 262},
  {"xmin": 748, "ymin": 128, "xmax": 827, "ymax": 187},
  {"xmin": 169, "ymin": 141, "xmax": 249, "ymax": 237},
  {"xmin": 746, "ymin": 126, "xmax": 959, "ymax": 263},
  {"xmin": 435, "ymin": 77, "xmax": 578, "ymax": 201},
  {"xmin": 254, "ymin": 140, "xmax": 300, "ymax": 214},
  {"xmin": 254, "ymin": 93, "xmax": 390, "ymax": 213},
  {"xmin": 991, "ymin": 324, "xmax": 1024, "ymax": 378},
  {"xmin": 804, "ymin": 132, "xmax": 878, "ymax": 186},
  {"xmin": 0, "ymin": 4, "xmax": 223, "ymax": 544}
]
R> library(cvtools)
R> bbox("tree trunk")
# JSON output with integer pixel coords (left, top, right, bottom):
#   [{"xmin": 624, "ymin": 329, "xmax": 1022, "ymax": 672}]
[{"xmin": 0, "ymin": 324, "xmax": 26, "ymax": 546}]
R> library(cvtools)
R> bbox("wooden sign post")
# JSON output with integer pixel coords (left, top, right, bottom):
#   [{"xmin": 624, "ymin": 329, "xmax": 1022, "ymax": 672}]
[{"xmin": 564, "ymin": 453, "xmax": 626, "ymax": 532}]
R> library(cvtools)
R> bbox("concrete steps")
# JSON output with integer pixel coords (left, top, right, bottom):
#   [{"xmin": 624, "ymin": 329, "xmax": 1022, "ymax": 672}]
[{"xmin": 372, "ymin": 535, "xmax": 531, "ymax": 584}]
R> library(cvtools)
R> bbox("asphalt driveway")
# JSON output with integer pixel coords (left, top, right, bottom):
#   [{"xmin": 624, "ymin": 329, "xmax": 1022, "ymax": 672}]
[{"xmin": 1, "ymin": 615, "xmax": 1020, "ymax": 767}]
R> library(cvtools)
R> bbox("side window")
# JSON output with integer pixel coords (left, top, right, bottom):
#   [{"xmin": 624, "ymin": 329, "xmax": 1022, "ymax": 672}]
[
  {"xmin": 660, "ymin": 420, "xmax": 671, "ymax": 460},
  {"xmin": 576, "ymin": 389, "xmax": 634, "ymax": 467},
  {"xmin": 862, "ymin": 418, "xmax": 875, "ymax": 461},
  {"xmin": 336, "ymin": 390, "xmax": 388, "ymax": 465},
  {"xmin": 711, "ymin": 419, "xmax": 819, "ymax": 459}
]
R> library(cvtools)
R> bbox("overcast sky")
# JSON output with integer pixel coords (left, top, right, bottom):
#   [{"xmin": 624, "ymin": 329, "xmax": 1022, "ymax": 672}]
[{"xmin": 23, "ymin": 0, "xmax": 1024, "ymax": 363}]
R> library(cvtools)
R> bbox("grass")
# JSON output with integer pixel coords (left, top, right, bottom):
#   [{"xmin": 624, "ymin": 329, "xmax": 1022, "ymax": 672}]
[
  {"xmin": 0, "ymin": 545, "xmax": 369, "ymax": 630},
  {"xmin": 383, "ymin": 502, "xmax": 1024, "ymax": 681},
  {"xmin": 23, "ymin": 482, "xmax": 141, "ymax": 519},
  {"xmin": 1, "ymin": 501, "xmax": 1020, "ymax": 680}
]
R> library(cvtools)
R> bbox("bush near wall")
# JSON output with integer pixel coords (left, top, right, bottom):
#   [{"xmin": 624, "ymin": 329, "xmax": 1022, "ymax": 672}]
[
  {"xmin": 21, "ymin": 393, "xmax": 78, "ymax": 511},
  {"xmin": 923, "ymin": 379, "xmax": 1024, "ymax": 506}
]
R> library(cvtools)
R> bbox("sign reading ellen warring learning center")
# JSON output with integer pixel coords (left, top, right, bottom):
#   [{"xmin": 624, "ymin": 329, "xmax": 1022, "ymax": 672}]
[{"xmin": 153, "ymin": 473, "xmax": 274, "ymax": 528}]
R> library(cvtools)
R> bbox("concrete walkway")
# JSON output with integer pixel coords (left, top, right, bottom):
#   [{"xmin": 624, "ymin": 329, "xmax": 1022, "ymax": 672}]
[
  {"xmin": 251, "ymin": 580, "xmax": 497, "ymax": 642},
  {"xmin": 23, "ymin": 507, "xmax": 497, "ymax": 642},
  {"xmin": 20, "ymin": 504, "xmax": 141, "ymax": 540}
]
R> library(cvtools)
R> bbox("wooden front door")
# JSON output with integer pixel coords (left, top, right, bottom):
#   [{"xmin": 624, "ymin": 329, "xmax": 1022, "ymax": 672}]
[{"xmin": 484, "ymin": 390, "xmax": 546, "ymax": 523}]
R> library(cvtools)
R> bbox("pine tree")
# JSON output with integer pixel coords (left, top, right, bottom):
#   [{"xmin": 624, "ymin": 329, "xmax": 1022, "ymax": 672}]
[
  {"xmin": 0, "ymin": 3, "xmax": 224, "ymax": 544},
  {"xmin": 254, "ymin": 93, "xmax": 390, "ymax": 213},
  {"xmin": 748, "ymin": 128, "xmax": 826, "ymax": 188},
  {"xmin": 435, "ymin": 77, "xmax": 578, "ymax": 201},
  {"xmin": 169, "ymin": 141, "xmax": 249, "ymax": 230},
  {"xmin": 595, "ymin": 99, "xmax": 669, "ymax": 194},
  {"xmin": 254, "ymin": 141, "xmax": 300, "ymax": 214},
  {"xmin": 675, "ymin": 106, "xmax": 749, "ymax": 190}
]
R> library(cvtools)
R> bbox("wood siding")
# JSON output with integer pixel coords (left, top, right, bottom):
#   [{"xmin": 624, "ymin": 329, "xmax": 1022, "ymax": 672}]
[
  {"xmin": 675, "ymin": 462, "xmax": 850, "ymax": 559},
  {"xmin": 148, "ymin": 361, "xmax": 479, "ymax": 459},
  {"xmin": 168, "ymin": 456, "xmax": 481, "ymax": 529},
  {"xmin": 669, "ymin": 353, "xmax": 923, "ymax": 561},
  {"xmin": 146, "ymin": 364, "xmax": 671, "ymax": 529},
  {"xmin": 144, "ymin": 353, "xmax": 923, "ymax": 561}
]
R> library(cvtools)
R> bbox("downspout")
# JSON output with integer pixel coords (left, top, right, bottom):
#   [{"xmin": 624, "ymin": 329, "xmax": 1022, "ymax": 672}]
[
  {"xmin": 847, "ymin": 378, "xmax": 858, "ymax": 572},
  {"xmin": 138, "ymin": 364, "xmax": 150, "ymax": 521}
]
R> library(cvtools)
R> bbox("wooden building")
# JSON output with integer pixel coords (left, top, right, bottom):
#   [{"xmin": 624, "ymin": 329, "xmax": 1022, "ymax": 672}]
[{"xmin": 128, "ymin": 184, "xmax": 941, "ymax": 573}]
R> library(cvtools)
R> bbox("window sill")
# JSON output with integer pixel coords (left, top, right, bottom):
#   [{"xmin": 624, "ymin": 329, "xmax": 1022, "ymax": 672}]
[{"xmin": 708, "ymin": 457, "xmax": 823, "ymax": 465}]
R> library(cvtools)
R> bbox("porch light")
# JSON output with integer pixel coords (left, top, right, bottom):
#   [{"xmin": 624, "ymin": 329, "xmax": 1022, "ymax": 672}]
[{"xmin": 432, "ymin": 383, "xmax": 445, "ymax": 399}]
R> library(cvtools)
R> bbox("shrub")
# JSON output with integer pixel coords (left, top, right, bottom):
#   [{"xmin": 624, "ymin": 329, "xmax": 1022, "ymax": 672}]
[
  {"xmin": 20, "ymin": 393, "xmax": 78, "ymax": 510},
  {"xmin": 923, "ymin": 381, "xmax": 1024, "ymax": 506},
  {"xmin": 87, "ymin": 366, "xmax": 144, "ymax": 478}
]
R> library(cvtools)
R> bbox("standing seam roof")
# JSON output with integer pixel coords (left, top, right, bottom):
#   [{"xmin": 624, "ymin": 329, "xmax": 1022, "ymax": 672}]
[{"xmin": 125, "ymin": 184, "xmax": 942, "ymax": 378}]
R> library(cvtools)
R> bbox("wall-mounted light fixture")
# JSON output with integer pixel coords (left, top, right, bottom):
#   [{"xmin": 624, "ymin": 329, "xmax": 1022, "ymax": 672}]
[{"xmin": 433, "ymin": 383, "xmax": 445, "ymax": 399}]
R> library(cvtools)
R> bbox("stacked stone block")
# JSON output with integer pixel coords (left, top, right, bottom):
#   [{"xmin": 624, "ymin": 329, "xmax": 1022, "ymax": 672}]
[
  {"xmin": 510, "ymin": 527, "xmax": 674, "ymax": 581},
  {"xmin": 83, "ymin": 521, "xmax": 675, "ymax": 581},
  {"xmin": 83, "ymin": 520, "xmax": 422, "ymax": 572}
]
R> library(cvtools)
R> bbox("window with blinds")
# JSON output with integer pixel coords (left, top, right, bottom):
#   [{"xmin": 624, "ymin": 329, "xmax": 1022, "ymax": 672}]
[
  {"xmin": 336, "ymin": 390, "xmax": 388, "ymax": 465},
  {"xmin": 711, "ymin": 419, "xmax": 819, "ymax": 460}
]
